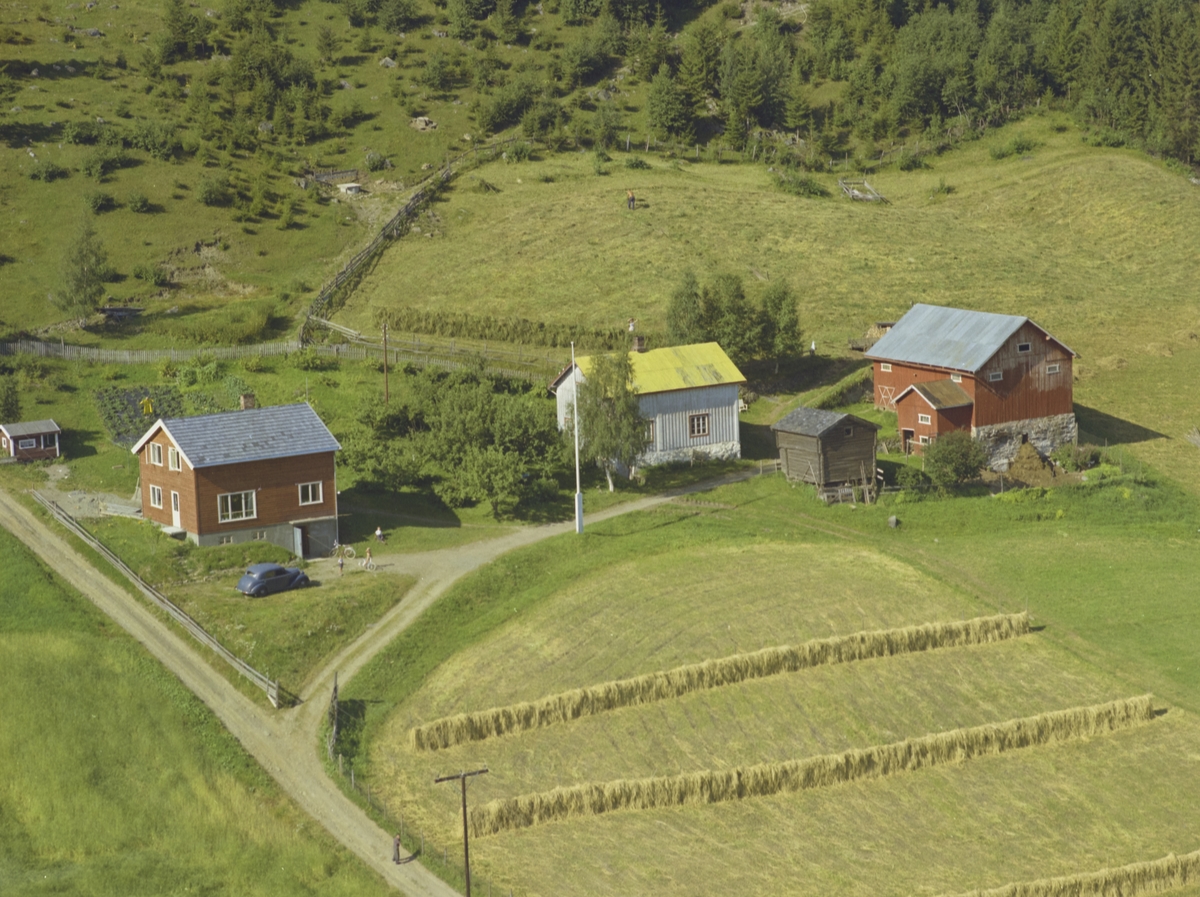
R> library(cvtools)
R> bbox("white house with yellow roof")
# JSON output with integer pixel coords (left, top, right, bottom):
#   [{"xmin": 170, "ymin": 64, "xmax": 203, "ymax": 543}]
[{"xmin": 551, "ymin": 342, "xmax": 746, "ymax": 467}]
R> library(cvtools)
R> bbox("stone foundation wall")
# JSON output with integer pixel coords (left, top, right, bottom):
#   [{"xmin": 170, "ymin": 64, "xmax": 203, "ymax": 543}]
[
  {"xmin": 193, "ymin": 517, "xmax": 338, "ymax": 558},
  {"xmin": 972, "ymin": 413, "xmax": 1078, "ymax": 471},
  {"xmin": 639, "ymin": 440, "xmax": 742, "ymax": 468}
]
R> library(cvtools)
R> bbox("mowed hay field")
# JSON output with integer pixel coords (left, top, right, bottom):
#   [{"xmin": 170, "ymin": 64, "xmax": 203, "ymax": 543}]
[
  {"xmin": 343, "ymin": 113, "xmax": 1200, "ymax": 491},
  {"xmin": 353, "ymin": 475, "xmax": 1200, "ymax": 897},
  {"xmin": 0, "ymin": 527, "xmax": 391, "ymax": 897}
]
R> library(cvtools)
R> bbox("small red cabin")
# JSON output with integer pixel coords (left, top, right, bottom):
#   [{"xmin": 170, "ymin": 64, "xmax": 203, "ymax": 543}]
[
  {"xmin": 0, "ymin": 419, "xmax": 62, "ymax": 461},
  {"xmin": 866, "ymin": 304, "xmax": 1077, "ymax": 468}
]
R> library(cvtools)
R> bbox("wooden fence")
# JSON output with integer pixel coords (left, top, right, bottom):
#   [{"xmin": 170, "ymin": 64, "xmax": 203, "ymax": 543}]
[
  {"xmin": 0, "ymin": 338, "xmax": 300, "ymax": 364},
  {"xmin": 31, "ymin": 490, "xmax": 287, "ymax": 707}
]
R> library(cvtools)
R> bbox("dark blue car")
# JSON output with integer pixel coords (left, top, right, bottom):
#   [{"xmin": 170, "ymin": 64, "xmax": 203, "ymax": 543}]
[{"xmin": 236, "ymin": 562, "xmax": 309, "ymax": 597}]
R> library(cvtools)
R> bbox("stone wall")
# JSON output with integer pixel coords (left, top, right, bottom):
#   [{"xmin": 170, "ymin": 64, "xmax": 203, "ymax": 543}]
[
  {"xmin": 972, "ymin": 413, "xmax": 1077, "ymax": 471},
  {"xmin": 639, "ymin": 440, "xmax": 742, "ymax": 467}
]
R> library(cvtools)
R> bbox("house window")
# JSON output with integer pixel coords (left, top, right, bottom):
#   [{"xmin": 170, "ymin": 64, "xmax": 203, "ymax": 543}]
[
  {"xmin": 149, "ymin": 485, "xmax": 163, "ymax": 509},
  {"xmin": 645, "ymin": 419, "xmax": 656, "ymax": 445},
  {"xmin": 919, "ymin": 435, "xmax": 930, "ymax": 445},
  {"xmin": 1047, "ymin": 363, "xmax": 1061, "ymax": 374},
  {"xmin": 1, "ymin": 437, "xmax": 6, "ymax": 449},
  {"xmin": 950, "ymin": 374, "xmax": 962, "ymax": 383},
  {"xmin": 168, "ymin": 447, "xmax": 182, "ymax": 471},
  {"xmin": 989, "ymin": 371, "xmax": 1003, "ymax": 382},
  {"xmin": 918, "ymin": 413, "xmax": 932, "ymax": 425},
  {"xmin": 149, "ymin": 443, "xmax": 163, "ymax": 466},
  {"xmin": 1017, "ymin": 342, "xmax": 1031, "ymax": 353},
  {"xmin": 252, "ymin": 530, "xmax": 266, "ymax": 540},
  {"xmin": 844, "ymin": 427, "xmax": 853, "ymax": 437},
  {"xmin": 298, "ymin": 481, "xmax": 324, "ymax": 506},
  {"xmin": 688, "ymin": 413, "xmax": 710, "ymax": 438},
  {"xmin": 218, "ymin": 490, "xmax": 257, "ymax": 523},
  {"xmin": 42, "ymin": 433, "xmax": 57, "ymax": 449},
  {"xmin": 219, "ymin": 535, "xmax": 234, "ymax": 545},
  {"xmin": 880, "ymin": 363, "xmax": 892, "ymax": 372},
  {"xmin": 18, "ymin": 438, "xmax": 36, "ymax": 450}
]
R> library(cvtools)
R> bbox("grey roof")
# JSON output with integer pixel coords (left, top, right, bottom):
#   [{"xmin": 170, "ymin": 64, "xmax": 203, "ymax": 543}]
[
  {"xmin": 137, "ymin": 404, "xmax": 340, "ymax": 469},
  {"xmin": 865, "ymin": 304, "xmax": 1070, "ymax": 372},
  {"xmin": 1, "ymin": 419, "xmax": 61, "ymax": 437},
  {"xmin": 771, "ymin": 407, "xmax": 879, "ymax": 438}
]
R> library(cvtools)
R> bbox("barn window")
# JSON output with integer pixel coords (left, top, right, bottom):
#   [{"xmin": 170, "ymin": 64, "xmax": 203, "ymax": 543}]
[
  {"xmin": 149, "ymin": 485, "xmax": 163, "ymax": 509},
  {"xmin": 989, "ymin": 371, "xmax": 1003, "ymax": 382},
  {"xmin": 919, "ymin": 435, "xmax": 930, "ymax": 445},
  {"xmin": 168, "ymin": 447, "xmax": 182, "ymax": 471},
  {"xmin": 880, "ymin": 363, "xmax": 892, "ymax": 372},
  {"xmin": 688, "ymin": 413, "xmax": 710, "ymax": 438},
  {"xmin": 218, "ymin": 490, "xmax": 257, "ymax": 523},
  {"xmin": 1017, "ymin": 343, "xmax": 1031, "ymax": 353},
  {"xmin": 298, "ymin": 481, "xmax": 324, "ymax": 506},
  {"xmin": 844, "ymin": 427, "xmax": 853, "ymax": 437},
  {"xmin": 918, "ymin": 414, "xmax": 932, "ymax": 425},
  {"xmin": 1047, "ymin": 363, "xmax": 1061, "ymax": 374},
  {"xmin": 18, "ymin": 438, "xmax": 36, "ymax": 450},
  {"xmin": 950, "ymin": 373, "xmax": 962, "ymax": 383},
  {"xmin": 149, "ymin": 442, "xmax": 163, "ymax": 466}
]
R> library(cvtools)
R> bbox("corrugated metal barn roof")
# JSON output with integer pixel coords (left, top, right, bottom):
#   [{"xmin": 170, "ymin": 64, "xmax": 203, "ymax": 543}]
[
  {"xmin": 133, "ymin": 403, "xmax": 340, "ymax": 469},
  {"xmin": 771, "ymin": 407, "xmax": 879, "ymax": 438},
  {"xmin": 1, "ymin": 419, "xmax": 61, "ymax": 437},
  {"xmin": 571, "ymin": 342, "xmax": 746, "ymax": 395},
  {"xmin": 865, "ymin": 304, "xmax": 1031, "ymax": 372}
]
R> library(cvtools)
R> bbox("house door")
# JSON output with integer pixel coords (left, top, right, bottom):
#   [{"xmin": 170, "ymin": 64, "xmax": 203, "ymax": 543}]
[
  {"xmin": 902, "ymin": 429, "xmax": 915, "ymax": 454},
  {"xmin": 170, "ymin": 491, "xmax": 181, "ymax": 528},
  {"xmin": 293, "ymin": 526, "xmax": 309, "ymax": 559}
]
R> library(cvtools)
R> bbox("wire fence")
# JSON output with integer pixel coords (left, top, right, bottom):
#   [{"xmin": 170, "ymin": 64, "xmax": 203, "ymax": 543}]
[
  {"xmin": 0, "ymin": 338, "xmax": 301, "ymax": 364},
  {"xmin": 30, "ymin": 490, "xmax": 289, "ymax": 707}
]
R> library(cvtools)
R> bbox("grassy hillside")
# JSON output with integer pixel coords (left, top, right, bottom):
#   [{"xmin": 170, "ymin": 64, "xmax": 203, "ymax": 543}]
[
  {"xmin": 346, "ymin": 471, "xmax": 1200, "ymax": 897},
  {"xmin": 0, "ymin": 526, "xmax": 392, "ymax": 896}
]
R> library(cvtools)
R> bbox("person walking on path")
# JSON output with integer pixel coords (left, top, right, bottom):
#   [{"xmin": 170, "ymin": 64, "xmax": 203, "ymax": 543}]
[
  {"xmin": 626, "ymin": 189, "xmax": 635, "ymax": 210},
  {"xmin": 364, "ymin": 546, "xmax": 372, "ymax": 568},
  {"xmin": 393, "ymin": 833, "xmax": 401, "ymax": 863},
  {"xmin": 337, "ymin": 555, "xmax": 344, "ymax": 576}
]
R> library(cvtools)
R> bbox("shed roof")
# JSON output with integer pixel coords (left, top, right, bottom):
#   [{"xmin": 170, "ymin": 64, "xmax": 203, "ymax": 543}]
[
  {"xmin": 131, "ymin": 403, "xmax": 340, "ymax": 469},
  {"xmin": 771, "ymin": 407, "xmax": 880, "ymax": 438},
  {"xmin": 897, "ymin": 380, "xmax": 974, "ymax": 410},
  {"xmin": 554, "ymin": 343, "xmax": 746, "ymax": 395},
  {"xmin": 865, "ymin": 304, "xmax": 1074, "ymax": 372},
  {"xmin": 0, "ymin": 419, "xmax": 61, "ymax": 437}
]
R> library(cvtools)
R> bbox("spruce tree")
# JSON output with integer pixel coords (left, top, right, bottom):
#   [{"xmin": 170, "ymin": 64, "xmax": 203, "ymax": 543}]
[
  {"xmin": 666, "ymin": 272, "xmax": 706, "ymax": 346},
  {"xmin": 53, "ymin": 217, "xmax": 110, "ymax": 321},
  {"xmin": 0, "ymin": 377, "xmax": 19, "ymax": 424},
  {"xmin": 678, "ymin": 17, "xmax": 726, "ymax": 115},
  {"xmin": 646, "ymin": 64, "xmax": 690, "ymax": 139}
]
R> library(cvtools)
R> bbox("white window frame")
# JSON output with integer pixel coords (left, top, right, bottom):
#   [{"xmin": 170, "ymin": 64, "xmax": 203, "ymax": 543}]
[
  {"xmin": 950, "ymin": 373, "xmax": 962, "ymax": 383},
  {"xmin": 149, "ymin": 485, "xmax": 163, "ymax": 509},
  {"xmin": 880, "ymin": 363, "xmax": 892, "ymax": 372},
  {"xmin": 688, "ymin": 413, "xmax": 710, "ymax": 439},
  {"xmin": 168, "ymin": 446, "xmax": 182, "ymax": 471},
  {"xmin": 1047, "ymin": 363, "xmax": 1061, "ymax": 374},
  {"xmin": 989, "ymin": 371, "xmax": 1004, "ymax": 382},
  {"xmin": 42, "ymin": 433, "xmax": 57, "ymax": 449},
  {"xmin": 219, "ymin": 535, "xmax": 234, "ymax": 545},
  {"xmin": 1, "ymin": 437, "xmax": 6, "ymax": 449},
  {"xmin": 918, "ymin": 413, "xmax": 932, "ymax": 425},
  {"xmin": 645, "ymin": 419, "xmax": 656, "ymax": 446},
  {"xmin": 298, "ymin": 481, "xmax": 324, "ymax": 506},
  {"xmin": 218, "ymin": 490, "xmax": 257, "ymax": 523},
  {"xmin": 919, "ymin": 435, "xmax": 930, "ymax": 445},
  {"xmin": 149, "ymin": 442, "xmax": 163, "ymax": 466},
  {"xmin": 17, "ymin": 438, "xmax": 36, "ymax": 450},
  {"xmin": 1017, "ymin": 342, "xmax": 1031, "ymax": 353}
]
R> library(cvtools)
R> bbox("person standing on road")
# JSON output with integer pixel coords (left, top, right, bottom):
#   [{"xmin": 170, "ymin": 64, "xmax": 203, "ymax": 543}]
[
  {"xmin": 337, "ymin": 555, "xmax": 344, "ymax": 575},
  {"xmin": 393, "ymin": 833, "xmax": 401, "ymax": 863},
  {"xmin": 365, "ymin": 546, "xmax": 372, "ymax": 567},
  {"xmin": 375, "ymin": 525, "xmax": 384, "ymax": 542},
  {"xmin": 627, "ymin": 189, "xmax": 635, "ymax": 210}
]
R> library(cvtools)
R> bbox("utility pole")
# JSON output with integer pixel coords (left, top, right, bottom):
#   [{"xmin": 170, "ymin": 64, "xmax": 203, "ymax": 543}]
[
  {"xmin": 571, "ymin": 341, "xmax": 583, "ymax": 535},
  {"xmin": 434, "ymin": 768, "xmax": 488, "ymax": 897},
  {"xmin": 382, "ymin": 321, "xmax": 389, "ymax": 406}
]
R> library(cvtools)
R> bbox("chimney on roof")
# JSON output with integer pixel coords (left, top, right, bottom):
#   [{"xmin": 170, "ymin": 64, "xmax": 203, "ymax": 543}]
[
  {"xmin": 239, "ymin": 393, "xmax": 256, "ymax": 410},
  {"xmin": 632, "ymin": 335, "xmax": 646, "ymax": 353}
]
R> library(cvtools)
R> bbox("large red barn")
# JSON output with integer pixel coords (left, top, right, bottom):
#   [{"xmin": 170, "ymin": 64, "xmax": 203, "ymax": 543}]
[{"xmin": 865, "ymin": 304, "xmax": 1077, "ymax": 468}]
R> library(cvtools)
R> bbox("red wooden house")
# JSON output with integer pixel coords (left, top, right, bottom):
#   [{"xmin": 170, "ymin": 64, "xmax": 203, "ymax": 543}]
[
  {"xmin": 865, "ymin": 304, "xmax": 1076, "ymax": 468},
  {"xmin": 131, "ymin": 403, "xmax": 340, "ymax": 558},
  {"xmin": 0, "ymin": 420, "xmax": 62, "ymax": 461}
]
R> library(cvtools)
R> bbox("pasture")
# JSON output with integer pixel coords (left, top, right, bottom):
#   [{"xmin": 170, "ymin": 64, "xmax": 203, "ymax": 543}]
[
  {"xmin": 0, "ymin": 526, "xmax": 392, "ymax": 896},
  {"xmin": 345, "ymin": 471, "xmax": 1200, "ymax": 897}
]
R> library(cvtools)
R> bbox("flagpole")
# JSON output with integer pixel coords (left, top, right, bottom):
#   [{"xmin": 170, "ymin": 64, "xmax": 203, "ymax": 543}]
[{"xmin": 571, "ymin": 341, "xmax": 583, "ymax": 535}]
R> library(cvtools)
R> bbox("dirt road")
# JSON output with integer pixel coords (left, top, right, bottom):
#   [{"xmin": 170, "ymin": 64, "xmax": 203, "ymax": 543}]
[{"xmin": 0, "ymin": 472, "xmax": 756, "ymax": 895}]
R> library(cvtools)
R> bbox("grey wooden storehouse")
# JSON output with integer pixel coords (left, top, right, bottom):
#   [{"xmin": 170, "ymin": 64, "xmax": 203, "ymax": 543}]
[{"xmin": 771, "ymin": 408, "xmax": 879, "ymax": 485}]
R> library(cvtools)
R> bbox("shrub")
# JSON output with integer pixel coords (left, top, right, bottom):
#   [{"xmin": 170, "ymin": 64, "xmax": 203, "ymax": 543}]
[
  {"xmin": 241, "ymin": 354, "xmax": 265, "ymax": 373},
  {"xmin": 923, "ymin": 430, "xmax": 988, "ymax": 486},
  {"xmin": 127, "ymin": 119, "xmax": 180, "ymax": 160},
  {"xmin": 132, "ymin": 263, "xmax": 169, "ymax": 286},
  {"xmin": 197, "ymin": 176, "xmax": 230, "ymax": 206},
  {"xmin": 898, "ymin": 151, "xmax": 927, "ymax": 171},
  {"xmin": 83, "ymin": 190, "xmax": 115, "ymax": 214},
  {"xmin": 291, "ymin": 347, "xmax": 337, "ymax": 371},
  {"xmin": 990, "ymin": 133, "xmax": 1038, "ymax": 160},
  {"xmin": 476, "ymin": 78, "xmax": 539, "ymax": 134},
  {"xmin": 126, "ymin": 190, "xmax": 150, "ymax": 212},
  {"xmin": 625, "ymin": 156, "xmax": 650, "ymax": 170},
  {"xmin": 157, "ymin": 359, "xmax": 178, "ymax": 380},
  {"xmin": 364, "ymin": 151, "xmax": 389, "ymax": 171},
  {"xmin": 80, "ymin": 147, "xmax": 126, "ymax": 178},
  {"xmin": 1051, "ymin": 442, "xmax": 1102, "ymax": 472},
  {"xmin": 63, "ymin": 120, "xmax": 103, "ymax": 145},
  {"xmin": 775, "ymin": 170, "xmax": 829, "ymax": 197},
  {"xmin": 896, "ymin": 464, "xmax": 931, "ymax": 488},
  {"xmin": 29, "ymin": 161, "xmax": 68, "ymax": 182}
]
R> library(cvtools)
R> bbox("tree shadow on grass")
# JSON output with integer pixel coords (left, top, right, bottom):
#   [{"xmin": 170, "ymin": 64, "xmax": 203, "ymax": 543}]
[
  {"xmin": 1075, "ymin": 405, "xmax": 1166, "ymax": 445},
  {"xmin": 62, "ymin": 427, "xmax": 100, "ymax": 459}
]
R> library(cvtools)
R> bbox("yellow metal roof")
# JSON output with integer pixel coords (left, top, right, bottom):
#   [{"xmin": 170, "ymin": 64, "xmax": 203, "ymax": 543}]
[{"xmin": 577, "ymin": 342, "xmax": 746, "ymax": 395}]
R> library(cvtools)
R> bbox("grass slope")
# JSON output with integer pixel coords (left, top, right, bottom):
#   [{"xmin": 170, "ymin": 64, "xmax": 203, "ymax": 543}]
[
  {"xmin": 0, "ymin": 526, "xmax": 391, "ymax": 897},
  {"xmin": 345, "ymin": 472, "xmax": 1200, "ymax": 897}
]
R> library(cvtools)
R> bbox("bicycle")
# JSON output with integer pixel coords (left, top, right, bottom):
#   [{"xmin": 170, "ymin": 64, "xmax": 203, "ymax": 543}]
[
  {"xmin": 330, "ymin": 542, "xmax": 356, "ymax": 560},
  {"xmin": 358, "ymin": 557, "xmax": 377, "ymax": 571}
]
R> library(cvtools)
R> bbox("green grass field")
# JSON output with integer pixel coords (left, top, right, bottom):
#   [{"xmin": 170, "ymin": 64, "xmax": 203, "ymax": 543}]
[
  {"xmin": 0, "ymin": 526, "xmax": 393, "ymax": 896},
  {"xmin": 344, "ymin": 471, "xmax": 1200, "ymax": 897}
]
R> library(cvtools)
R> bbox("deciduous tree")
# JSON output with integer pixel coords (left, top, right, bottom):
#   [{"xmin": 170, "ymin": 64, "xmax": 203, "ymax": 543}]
[{"xmin": 576, "ymin": 351, "xmax": 649, "ymax": 491}]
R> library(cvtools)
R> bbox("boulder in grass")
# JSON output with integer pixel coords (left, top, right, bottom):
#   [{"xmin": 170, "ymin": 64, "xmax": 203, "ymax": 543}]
[{"xmin": 379, "ymin": 56, "xmax": 396, "ymax": 67}]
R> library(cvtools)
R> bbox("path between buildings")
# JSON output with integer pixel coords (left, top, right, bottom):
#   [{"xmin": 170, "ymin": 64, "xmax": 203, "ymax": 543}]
[{"xmin": 0, "ymin": 469, "xmax": 759, "ymax": 896}]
